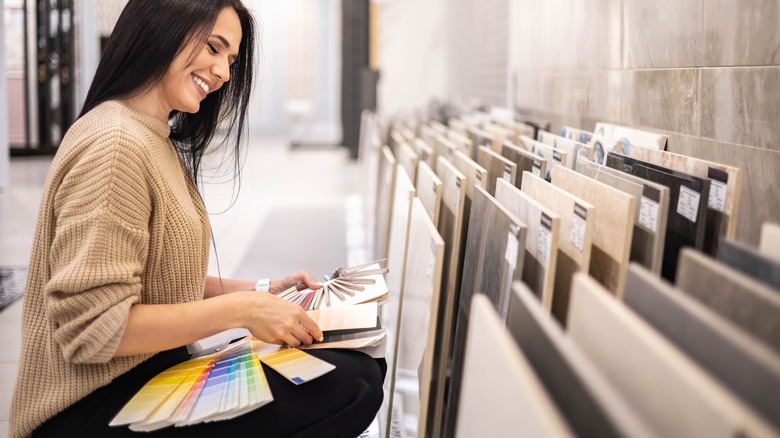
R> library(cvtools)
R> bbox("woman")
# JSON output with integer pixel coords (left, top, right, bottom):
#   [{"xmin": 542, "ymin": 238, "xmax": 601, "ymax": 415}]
[{"xmin": 9, "ymin": 1, "xmax": 384, "ymax": 436}]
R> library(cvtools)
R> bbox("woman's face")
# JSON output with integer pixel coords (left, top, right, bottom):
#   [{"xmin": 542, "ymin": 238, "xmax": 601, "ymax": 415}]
[{"xmin": 158, "ymin": 7, "xmax": 242, "ymax": 114}]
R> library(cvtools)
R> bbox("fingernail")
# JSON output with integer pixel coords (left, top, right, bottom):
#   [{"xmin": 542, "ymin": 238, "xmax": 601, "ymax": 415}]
[{"xmin": 318, "ymin": 336, "xmax": 324, "ymax": 342}]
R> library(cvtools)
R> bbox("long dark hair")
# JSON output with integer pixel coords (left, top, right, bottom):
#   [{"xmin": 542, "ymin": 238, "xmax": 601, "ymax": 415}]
[{"xmin": 80, "ymin": 0, "xmax": 255, "ymax": 187}]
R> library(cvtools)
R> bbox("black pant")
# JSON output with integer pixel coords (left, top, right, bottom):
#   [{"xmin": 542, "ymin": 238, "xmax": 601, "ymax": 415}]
[{"xmin": 34, "ymin": 347, "xmax": 387, "ymax": 438}]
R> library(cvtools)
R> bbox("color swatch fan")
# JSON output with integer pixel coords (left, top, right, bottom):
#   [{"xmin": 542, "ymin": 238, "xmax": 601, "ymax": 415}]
[
  {"xmin": 110, "ymin": 338, "xmax": 335, "ymax": 431},
  {"xmin": 277, "ymin": 259, "xmax": 389, "ymax": 310}
]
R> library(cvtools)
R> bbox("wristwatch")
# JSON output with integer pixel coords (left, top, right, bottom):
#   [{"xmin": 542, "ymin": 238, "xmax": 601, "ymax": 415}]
[{"xmin": 254, "ymin": 278, "xmax": 271, "ymax": 292}]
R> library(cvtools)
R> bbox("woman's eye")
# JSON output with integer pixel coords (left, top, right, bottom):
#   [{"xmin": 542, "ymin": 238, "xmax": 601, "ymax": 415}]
[{"xmin": 207, "ymin": 43, "xmax": 218, "ymax": 54}]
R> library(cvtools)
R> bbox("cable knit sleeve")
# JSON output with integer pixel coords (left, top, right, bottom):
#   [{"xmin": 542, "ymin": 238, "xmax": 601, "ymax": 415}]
[{"xmin": 45, "ymin": 133, "xmax": 152, "ymax": 364}]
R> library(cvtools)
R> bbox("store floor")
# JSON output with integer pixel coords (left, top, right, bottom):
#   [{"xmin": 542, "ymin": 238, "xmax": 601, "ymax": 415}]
[{"xmin": 0, "ymin": 136, "xmax": 358, "ymax": 437}]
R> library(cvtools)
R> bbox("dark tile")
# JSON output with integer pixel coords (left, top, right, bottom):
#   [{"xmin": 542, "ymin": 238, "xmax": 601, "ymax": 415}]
[{"xmin": 717, "ymin": 239, "xmax": 780, "ymax": 292}]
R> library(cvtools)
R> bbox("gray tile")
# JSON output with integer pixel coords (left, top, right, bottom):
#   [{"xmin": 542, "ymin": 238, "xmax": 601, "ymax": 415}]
[
  {"xmin": 623, "ymin": 69, "xmax": 699, "ymax": 136},
  {"xmin": 677, "ymin": 248, "xmax": 780, "ymax": 353},
  {"xmin": 703, "ymin": 0, "xmax": 780, "ymax": 66},
  {"xmin": 717, "ymin": 239, "xmax": 780, "ymax": 291},
  {"xmin": 624, "ymin": 0, "xmax": 703, "ymax": 68},
  {"xmin": 700, "ymin": 67, "xmax": 780, "ymax": 151}
]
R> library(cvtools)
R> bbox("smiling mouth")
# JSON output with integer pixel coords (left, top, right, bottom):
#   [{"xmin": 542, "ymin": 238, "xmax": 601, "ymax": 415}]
[{"xmin": 192, "ymin": 75, "xmax": 210, "ymax": 95}]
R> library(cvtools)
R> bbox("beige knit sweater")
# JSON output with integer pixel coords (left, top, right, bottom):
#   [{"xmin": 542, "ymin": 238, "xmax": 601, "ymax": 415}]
[{"xmin": 9, "ymin": 101, "xmax": 211, "ymax": 437}]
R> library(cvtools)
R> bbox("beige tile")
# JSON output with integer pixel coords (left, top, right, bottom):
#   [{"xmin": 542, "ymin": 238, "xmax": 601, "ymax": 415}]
[
  {"xmin": 623, "ymin": 69, "xmax": 699, "ymax": 136},
  {"xmin": 700, "ymin": 67, "xmax": 780, "ymax": 151},
  {"xmin": 624, "ymin": 0, "xmax": 703, "ymax": 68},
  {"xmin": 703, "ymin": 0, "xmax": 780, "ymax": 66}
]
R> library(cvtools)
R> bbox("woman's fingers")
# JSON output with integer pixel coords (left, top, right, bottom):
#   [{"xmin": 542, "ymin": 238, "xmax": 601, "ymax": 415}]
[
  {"xmin": 297, "ymin": 311, "xmax": 324, "ymax": 342},
  {"xmin": 294, "ymin": 270, "xmax": 323, "ymax": 291}
]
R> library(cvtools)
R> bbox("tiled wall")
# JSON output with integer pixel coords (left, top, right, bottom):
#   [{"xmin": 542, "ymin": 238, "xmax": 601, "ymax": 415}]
[{"xmin": 506, "ymin": 0, "xmax": 780, "ymax": 244}]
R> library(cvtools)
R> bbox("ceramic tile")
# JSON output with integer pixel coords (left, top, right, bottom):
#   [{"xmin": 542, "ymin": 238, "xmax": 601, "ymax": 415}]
[
  {"xmin": 427, "ymin": 157, "xmax": 467, "ymax": 438},
  {"xmin": 575, "ymin": 160, "xmax": 670, "ymax": 275},
  {"xmin": 521, "ymin": 171, "xmax": 595, "ymax": 324},
  {"xmin": 476, "ymin": 146, "xmax": 517, "ymax": 196},
  {"xmin": 495, "ymin": 179, "xmax": 561, "ymax": 310},
  {"xmin": 625, "ymin": 264, "xmax": 780, "ymax": 431},
  {"xmin": 700, "ymin": 67, "xmax": 780, "ymax": 152},
  {"xmin": 606, "ymin": 153, "xmax": 709, "ymax": 281},
  {"xmin": 501, "ymin": 142, "xmax": 548, "ymax": 190},
  {"xmin": 717, "ymin": 239, "xmax": 780, "ymax": 292},
  {"xmin": 568, "ymin": 273, "xmax": 776, "ymax": 437},
  {"xmin": 396, "ymin": 142, "xmax": 419, "ymax": 185},
  {"xmin": 623, "ymin": 69, "xmax": 699, "ymax": 136},
  {"xmin": 551, "ymin": 166, "xmax": 637, "ymax": 297},
  {"xmin": 761, "ymin": 223, "xmax": 780, "ymax": 262},
  {"xmin": 507, "ymin": 281, "xmax": 655, "ymax": 438},
  {"xmin": 676, "ymin": 248, "xmax": 780, "ymax": 354},
  {"xmin": 390, "ymin": 199, "xmax": 444, "ymax": 438},
  {"xmin": 456, "ymin": 294, "xmax": 572, "ymax": 437},
  {"xmin": 415, "ymin": 160, "xmax": 443, "ymax": 225},
  {"xmin": 374, "ymin": 146, "xmax": 397, "ymax": 260},
  {"xmin": 623, "ymin": 0, "xmax": 703, "ymax": 68},
  {"xmin": 446, "ymin": 185, "xmax": 527, "ymax": 436},
  {"xmin": 703, "ymin": 0, "xmax": 780, "ymax": 66}
]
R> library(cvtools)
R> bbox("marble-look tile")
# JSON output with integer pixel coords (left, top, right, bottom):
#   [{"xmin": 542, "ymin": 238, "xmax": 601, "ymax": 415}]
[
  {"xmin": 623, "ymin": 69, "xmax": 699, "ymax": 136},
  {"xmin": 623, "ymin": 0, "xmax": 703, "ymax": 68},
  {"xmin": 703, "ymin": 0, "xmax": 780, "ymax": 66},
  {"xmin": 692, "ymin": 139, "xmax": 780, "ymax": 245},
  {"xmin": 700, "ymin": 67, "xmax": 780, "ymax": 151}
]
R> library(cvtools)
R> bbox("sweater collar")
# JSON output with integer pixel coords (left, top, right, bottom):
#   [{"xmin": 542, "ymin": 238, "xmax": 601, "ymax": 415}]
[{"xmin": 112, "ymin": 100, "xmax": 172, "ymax": 138}]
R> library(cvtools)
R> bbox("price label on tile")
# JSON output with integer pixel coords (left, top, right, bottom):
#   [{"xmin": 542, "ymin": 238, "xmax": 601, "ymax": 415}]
[
  {"xmin": 677, "ymin": 185, "xmax": 701, "ymax": 223},
  {"xmin": 476, "ymin": 172, "xmax": 483, "ymax": 187},
  {"xmin": 570, "ymin": 204, "xmax": 587, "ymax": 252},
  {"xmin": 537, "ymin": 213, "xmax": 553, "ymax": 263},
  {"xmin": 532, "ymin": 159, "xmax": 542, "ymax": 177},
  {"xmin": 503, "ymin": 165, "xmax": 512, "ymax": 182},
  {"xmin": 505, "ymin": 230, "xmax": 520, "ymax": 269},
  {"xmin": 638, "ymin": 185, "xmax": 661, "ymax": 233},
  {"xmin": 707, "ymin": 167, "xmax": 728, "ymax": 213}
]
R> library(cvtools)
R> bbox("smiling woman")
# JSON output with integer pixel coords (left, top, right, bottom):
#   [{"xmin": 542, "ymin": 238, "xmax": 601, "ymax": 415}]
[{"xmin": 8, "ymin": 1, "xmax": 385, "ymax": 437}]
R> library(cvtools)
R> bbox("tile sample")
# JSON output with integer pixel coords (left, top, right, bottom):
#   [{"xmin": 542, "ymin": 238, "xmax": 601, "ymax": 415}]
[
  {"xmin": 431, "ymin": 133, "xmax": 457, "ymax": 175},
  {"xmin": 415, "ymin": 160, "xmax": 443, "ymax": 225},
  {"xmin": 500, "ymin": 141, "xmax": 548, "ymax": 190},
  {"xmin": 445, "ymin": 185, "xmax": 527, "ymax": 437},
  {"xmin": 379, "ymin": 166, "xmax": 416, "ymax": 434},
  {"xmin": 414, "ymin": 138, "xmax": 434, "ymax": 169},
  {"xmin": 593, "ymin": 122, "xmax": 668, "ymax": 151},
  {"xmin": 507, "ymin": 281, "xmax": 655, "ymax": 438},
  {"xmin": 455, "ymin": 294, "xmax": 573, "ymax": 438},
  {"xmin": 568, "ymin": 273, "xmax": 777, "ymax": 438},
  {"xmin": 761, "ymin": 223, "xmax": 780, "ymax": 262},
  {"xmin": 396, "ymin": 142, "xmax": 419, "ymax": 186},
  {"xmin": 389, "ymin": 199, "xmax": 445, "ymax": 438},
  {"xmin": 717, "ymin": 239, "xmax": 780, "ymax": 292},
  {"xmin": 495, "ymin": 118, "xmax": 536, "ymax": 144},
  {"xmin": 448, "ymin": 117, "xmax": 468, "ymax": 136},
  {"xmin": 606, "ymin": 153, "xmax": 710, "ymax": 281},
  {"xmin": 520, "ymin": 135, "xmax": 568, "ymax": 181},
  {"xmin": 466, "ymin": 126, "xmax": 495, "ymax": 161},
  {"xmin": 428, "ymin": 156, "xmax": 468, "ymax": 438},
  {"xmin": 522, "ymin": 171, "xmax": 595, "ymax": 324},
  {"xmin": 676, "ymin": 248, "xmax": 780, "ymax": 353},
  {"xmin": 538, "ymin": 130, "xmax": 591, "ymax": 169},
  {"xmin": 483, "ymin": 123, "xmax": 513, "ymax": 154},
  {"xmin": 552, "ymin": 166, "xmax": 637, "ymax": 297},
  {"xmin": 626, "ymin": 264, "xmax": 780, "ymax": 430},
  {"xmin": 358, "ymin": 131, "xmax": 382, "ymax": 257},
  {"xmin": 630, "ymin": 144, "xmax": 743, "ymax": 255},
  {"xmin": 446, "ymin": 129, "xmax": 473, "ymax": 158},
  {"xmin": 374, "ymin": 146, "xmax": 397, "ymax": 260},
  {"xmin": 575, "ymin": 159, "xmax": 669, "ymax": 275},
  {"xmin": 495, "ymin": 179, "xmax": 560, "ymax": 311},
  {"xmin": 476, "ymin": 145, "xmax": 517, "ymax": 196}
]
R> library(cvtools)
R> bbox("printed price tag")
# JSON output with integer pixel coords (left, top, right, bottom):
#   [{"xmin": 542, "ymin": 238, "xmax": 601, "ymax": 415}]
[
  {"xmin": 639, "ymin": 197, "xmax": 660, "ymax": 232},
  {"xmin": 677, "ymin": 185, "xmax": 701, "ymax": 223},
  {"xmin": 570, "ymin": 204, "xmax": 587, "ymax": 252},
  {"xmin": 503, "ymin": 170, "xmax": 512, "ymax": 182},
  {"xmin": 537, "ymin": 213, "xmax": 553, "ymax": 262},
  {"xmin": 532, "ymin": 159, "xmax": 542, "ymax": 177},
  {"xmin": 505, "ymin": 230, "xmax": 520, "ymax": 269},
  {"xmin": 707, "ymin": 167, "xmax": 728, "ymax": 213}
]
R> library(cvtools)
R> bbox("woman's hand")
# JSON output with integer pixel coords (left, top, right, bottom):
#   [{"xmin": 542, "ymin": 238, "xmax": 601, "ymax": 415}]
[
  {"xmin": 269, "ymin": 270, "xmax": 323, "ymax": 294},
  {"xmin": 241, "ymin": 291, "xmax": 324, "ymax": 347}
]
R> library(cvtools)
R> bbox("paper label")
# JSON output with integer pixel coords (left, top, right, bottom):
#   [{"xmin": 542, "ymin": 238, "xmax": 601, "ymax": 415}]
[
  {"xmin": 505, "ymin": 230, "xmax": 520, "ymax": 269},
  {"xmin": 475, "ymin": 172, "xmax": 483, "ymax": 187},
  {"xmin": 570, "ymin": 204, "xmax": 587, "ymax": 252},
  {"xmin": 677, "ymin": 185, "xmax": 701, "ymax": 223},
  {"xmin": 503, "ymin": 170, "xmax": 512, "ymax": 182},
  {"xmin": 708, "ymin": 179, "xmax": 727, "ymax": 212},
  {"xmin": 537, "ymin": 213, "xmax": 553, "ymax": 263},
  {"xmin": 553, "ymin": 151, "xmax": 563, "ymax": 167},
  {"xmin": 638, "ymin": 197, "xmax": 660, "ymax": 233},
  {"xmin": 532, "ymin": 159, "xmax": 542, "ymax": 177}
]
